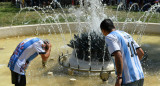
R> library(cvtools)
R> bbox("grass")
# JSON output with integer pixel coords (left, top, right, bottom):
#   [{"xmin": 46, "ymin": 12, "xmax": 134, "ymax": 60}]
[
  {"xmin": 0, "ymin": 2, "xmax": 159, "ymax": 27},
  {"xmin": 0, "ymin": 2, "xmax": 75, "ymax": 27},
  {"xmin": 104, "ymin": 6, "xmax": 160, "ymax": 23},
  {"xmin": 0, "ymin": 2, "xmax": 20, "ymax": 26}
]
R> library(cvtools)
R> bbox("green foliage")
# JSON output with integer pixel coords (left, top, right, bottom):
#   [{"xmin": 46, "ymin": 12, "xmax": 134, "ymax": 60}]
[
  {"xmin": 0, "ymin": 2, "xmax": 20, "ymax": 13},
  {"xmin": 0, "ymin": 2, "xmax": 159, "ymax": 27}
]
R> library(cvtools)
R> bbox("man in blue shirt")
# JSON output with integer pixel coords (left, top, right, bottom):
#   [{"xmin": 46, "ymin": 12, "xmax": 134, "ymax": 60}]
[
  {"xmin": 100, "ymin": 19, "xmax": 144, "ymax": 86},
  {"xmin": 8, "ymin": 37, "xmax": 52, "ymax": 86}
]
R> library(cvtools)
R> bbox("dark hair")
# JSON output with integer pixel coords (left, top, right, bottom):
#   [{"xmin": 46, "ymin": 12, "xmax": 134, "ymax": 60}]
[
  {"xmin": 100, "ymin": 19, "xmax": 115, "ymax": 32},
  {"xmin": 43, "ymin": 39, "xmax": 49, "ymax": 50},
  {"xmin": 43, "ymin": 39, "xmax": 49, "ymax": 44}
]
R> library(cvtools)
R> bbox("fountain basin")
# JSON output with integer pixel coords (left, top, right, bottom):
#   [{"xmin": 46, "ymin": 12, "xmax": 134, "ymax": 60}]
[
  {"xmin": 0, "ymin": 22, "xmax": 160, "ymax": 39},
  {"xmin": 0, "ymin": 32, "xmax": 160, "ymax": 86}
]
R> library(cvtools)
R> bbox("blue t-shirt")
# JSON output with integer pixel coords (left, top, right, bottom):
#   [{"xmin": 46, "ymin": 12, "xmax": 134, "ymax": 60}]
[
  {"xmin": 105, "ymin": 30, "xmax": 144, "ymax": 84},
  {"xmin": 8, "ymin": 37, "xmax": 45, "ymax": 75}
]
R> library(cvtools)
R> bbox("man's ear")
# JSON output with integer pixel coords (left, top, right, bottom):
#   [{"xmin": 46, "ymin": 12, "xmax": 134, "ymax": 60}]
[
  {"xmin": 102, "ymin": 29, "xmax": 107, "ymax": 36},
  {"xmin": 101, "ymin": 29, "xmax": 104, "ymax": 33}
]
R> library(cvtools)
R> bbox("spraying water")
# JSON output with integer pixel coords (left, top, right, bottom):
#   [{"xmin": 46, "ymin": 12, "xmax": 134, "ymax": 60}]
[{"xmin": 0, "ymin": 1, "xmax": 160, "ymax": 86}]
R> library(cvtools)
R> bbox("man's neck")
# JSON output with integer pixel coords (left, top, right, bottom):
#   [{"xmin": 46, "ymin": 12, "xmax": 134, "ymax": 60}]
[
  {"xmin": 111, "ymin": 29, "xmax": 116, "ymax": 32},
  {"xmin": 106, "ymin": 29, "xmax": 116, "ymax": 36}
]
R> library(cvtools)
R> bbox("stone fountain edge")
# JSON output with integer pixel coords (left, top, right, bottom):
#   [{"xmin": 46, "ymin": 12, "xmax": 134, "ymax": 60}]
[{"xmin": 0, "ymin": 22, "xmax": 159, "ymax": 39}]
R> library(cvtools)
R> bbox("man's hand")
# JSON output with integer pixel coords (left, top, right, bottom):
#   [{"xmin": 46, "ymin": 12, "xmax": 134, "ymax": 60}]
[
  {"xmin": 42, "ymin": 60, "xmax": 47, "ymax": 67},
  {"xmin": 45, "ymin": 42, "xmax": 52, "ymax": 51},
  {"xmin": 136, "ymin": 48, "xmax": 144, "ymax": 60},
  {"xmin": 47, "ymin": 42, "xmax": 52, "ymax": 49},
  {"xmin": 41, "ymin": 42, "xmax": 52, "ymax": 67},
  {"xmin": 115, "ymin": 78, "xmax": 122, "ymax": 86}
]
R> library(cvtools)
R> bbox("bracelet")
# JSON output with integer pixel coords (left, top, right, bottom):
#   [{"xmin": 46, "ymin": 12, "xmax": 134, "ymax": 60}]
[{"xmin": 116, "ymin": 76, "xmax": 122, "ymax": 80}]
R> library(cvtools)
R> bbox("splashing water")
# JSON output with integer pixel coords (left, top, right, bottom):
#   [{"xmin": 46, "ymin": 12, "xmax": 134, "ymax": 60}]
[{"xmin": 0, "ymin": 1, "xmax": 160, "ymax": 86}]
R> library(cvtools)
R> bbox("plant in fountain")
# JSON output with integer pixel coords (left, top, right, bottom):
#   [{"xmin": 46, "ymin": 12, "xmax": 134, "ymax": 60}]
[{"xmin": 67, "ymin": 31, "xmax": 111, "ymax": 62}]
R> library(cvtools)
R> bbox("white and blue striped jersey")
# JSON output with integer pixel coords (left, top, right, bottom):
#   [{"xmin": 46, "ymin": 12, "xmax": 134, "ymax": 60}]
[
  {"xmin": 105, "ymin": 30, "xmax": 144, "ymax": 84},
  {"xmin": 8, "ymin": 37, "xmax": 45, "ymax": 75}
]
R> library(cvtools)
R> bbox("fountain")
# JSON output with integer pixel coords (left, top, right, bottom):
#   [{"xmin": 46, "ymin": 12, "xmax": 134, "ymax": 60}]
[
  {"xmin": 58, "ymin": 31, "xmax": 115, "ymax": 80},
  {"xmin": 56, "ymin": 0, "xmax": 116, "ymax": 81},
  {"xmin": 0, "ymin": 0, "xmax": 160, "ymax": 86}
]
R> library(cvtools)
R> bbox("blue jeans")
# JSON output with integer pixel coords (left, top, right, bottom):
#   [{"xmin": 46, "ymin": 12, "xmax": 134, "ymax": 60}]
[{"xmin": 122, "ymin": 79, "xmax": 144, "ymax": 86}]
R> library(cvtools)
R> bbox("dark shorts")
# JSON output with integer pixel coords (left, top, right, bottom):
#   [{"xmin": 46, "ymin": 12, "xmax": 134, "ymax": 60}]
[
  {"xmin": 10, "ymin": 70, "xmax": 26, "ymax": 86},
  {"xmin": 122, "ymin": 79, "xmax": 144, "ymax": 86}
]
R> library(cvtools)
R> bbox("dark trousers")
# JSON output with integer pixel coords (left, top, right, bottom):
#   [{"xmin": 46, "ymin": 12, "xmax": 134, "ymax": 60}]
[
  {"xmin": 122, "ymin": 79, "xmax": 144, "ymax": 86},
  {"xmin": 10, "ymin": 70, "xmax": 26, "ymax": 86}
]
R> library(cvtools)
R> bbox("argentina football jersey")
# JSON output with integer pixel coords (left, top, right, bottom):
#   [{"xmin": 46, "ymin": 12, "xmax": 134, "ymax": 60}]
[
  {"xmin": 105, "ymin": 30, "xmax": 144, "ymax": 84},
  {"xmin": 8, "ymin": 37, "xmax": 46, "ymax": 75}
]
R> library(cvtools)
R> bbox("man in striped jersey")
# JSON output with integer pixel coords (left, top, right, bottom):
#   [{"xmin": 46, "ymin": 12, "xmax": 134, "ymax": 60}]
[
  {"xmin": 8, "ymin": 37, "xmax": 52, "ymax": 86},
  {"xmin": 100, "ymin": 19, "xmax": 144, "ymax": 86}
]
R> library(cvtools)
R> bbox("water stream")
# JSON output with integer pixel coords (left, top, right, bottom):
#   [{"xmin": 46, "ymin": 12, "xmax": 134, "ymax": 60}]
[{"xmin": 0, "ymin": 0, "xmax": 160, "ymax": 86}]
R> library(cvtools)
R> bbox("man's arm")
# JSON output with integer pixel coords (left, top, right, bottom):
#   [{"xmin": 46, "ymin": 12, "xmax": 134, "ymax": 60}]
[
  {"xmin": 113, "ymin": 51, "xmax": 123, "ymax": 86},
  {"xmin": 40, "ymin": 43, "xmax": 52, "ymax": 62},
  {"xmin": 136, "ymin": 48, "xmax": 144, "ymax": 60}
]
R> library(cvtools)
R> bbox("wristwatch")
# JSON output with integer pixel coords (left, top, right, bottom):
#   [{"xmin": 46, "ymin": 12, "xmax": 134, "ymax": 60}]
[{"xmin": 116, "ymin": 76, "xmax": 122, "ymax": 80}]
